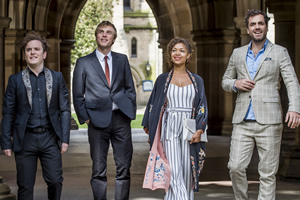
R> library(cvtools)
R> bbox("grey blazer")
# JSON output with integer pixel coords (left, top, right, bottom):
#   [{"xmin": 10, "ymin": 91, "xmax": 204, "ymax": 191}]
[
  {"xmin": 222, "ymin": 41, "xmax": 300, "ymax": 124},
  {"xmin": 72, "ymin": 50, "xmax": 136, "ymax": 128}
]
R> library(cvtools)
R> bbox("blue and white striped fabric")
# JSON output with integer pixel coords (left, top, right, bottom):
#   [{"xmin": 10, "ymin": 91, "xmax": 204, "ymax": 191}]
[{"xmin": 162, "ymin": 83, "xmax": 195, "ymax": 200}]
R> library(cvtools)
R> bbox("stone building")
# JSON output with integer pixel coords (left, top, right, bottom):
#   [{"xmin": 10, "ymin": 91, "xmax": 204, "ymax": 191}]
[
  {"xmin": 0, "ymin": 0, "xmax": 300, "ymax": 180},
  {"xmin": 111, "ymin": 0, "xmax": 162, "ymax": 106}
]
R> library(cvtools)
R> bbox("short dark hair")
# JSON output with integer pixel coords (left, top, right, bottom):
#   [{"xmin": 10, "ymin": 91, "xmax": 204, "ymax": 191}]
[
  {"xmin": 166, "ymin": 37, "xmax": 193, "ymax": 69},
  {"xmin": 245, "ymin": 9, "xmax": 269, "ymax": 27},
  {"xmin": 95, "ymin": 20, "xmax": 117, "ymax": 39},
  {"xmin": 20, "ymin": 31, "xmax": 50, "ymax": 52}
]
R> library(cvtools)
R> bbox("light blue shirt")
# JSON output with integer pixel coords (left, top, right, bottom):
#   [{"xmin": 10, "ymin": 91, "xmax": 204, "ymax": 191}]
[{"xmin": 244, "ymin": 39, "xmax": 269, "ymax": 120}]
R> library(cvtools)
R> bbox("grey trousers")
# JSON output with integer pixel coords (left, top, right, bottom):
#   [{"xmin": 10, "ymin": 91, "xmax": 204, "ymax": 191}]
[{"xmin": 228, "ymin": 121, "xmax": 282, "ymax": 200}]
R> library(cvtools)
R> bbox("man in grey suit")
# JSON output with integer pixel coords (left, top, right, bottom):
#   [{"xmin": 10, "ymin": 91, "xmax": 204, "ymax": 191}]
[
  {"xmin": 222, "ymin": 9, "xmax": 300, "ymax": 200},
  {"xmin": 73, "ymin": 21, "xmax": 136, "ymax": 200}
]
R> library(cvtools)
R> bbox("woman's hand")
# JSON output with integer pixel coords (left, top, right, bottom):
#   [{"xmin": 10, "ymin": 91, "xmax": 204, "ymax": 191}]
[
  {"xmin": 143, "ymin": 127, "xmax": 150, "ymax": 143},
  {"xmin": 190, "ymin": 129, "xmax": 204, "ymax": 144},
  {"xmin": 143, "ymin": 127, "xmax": 149, "ymax": 134}
]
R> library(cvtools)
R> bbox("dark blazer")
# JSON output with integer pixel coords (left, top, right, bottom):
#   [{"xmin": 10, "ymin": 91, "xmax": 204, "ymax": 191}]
[
  {"xmin": 142, "ymin": 69, "xmax": 208, "ymax": 148},
  {"xmin": 141, "ymin": 69, "xmax": 208, "ymax": 192},
  {"xmin": 1, "ymin": 67, "xmax": 70, "ymax": 152},
  {"xmin": 73, "ymin": 50, "xmax": 136, "ymax": 128}
]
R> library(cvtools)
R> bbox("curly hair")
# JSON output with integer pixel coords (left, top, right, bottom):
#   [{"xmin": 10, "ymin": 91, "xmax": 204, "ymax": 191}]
[
  {"xmin": 20, "ymin": 31, "xmax": 50, "ymax": 52},
  {"xmin": 245, "ymin": 9, "xmax": 269, "ymax": 28},
  {"xmin": 165, "ymin": 37, "xmax": 193, "ymax": 69}
]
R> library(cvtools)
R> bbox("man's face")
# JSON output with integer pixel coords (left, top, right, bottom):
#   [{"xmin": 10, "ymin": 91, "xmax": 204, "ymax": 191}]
[
  {"xmin": 247, "ymin": 14, "xmax": 268, "ymax": 43},
  {"xmin": 96, "ymin": 25, "xmax": 116, "ymax": 50},
  {"xmin": 24, "ymin": 40, "xmax": 46, "ymax": 68}
]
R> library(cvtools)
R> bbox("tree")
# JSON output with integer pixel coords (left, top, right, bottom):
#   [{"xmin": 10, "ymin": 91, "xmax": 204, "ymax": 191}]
[{"xmin": 71, "ymin": 0, "xmax": 114, "ymax": 67}]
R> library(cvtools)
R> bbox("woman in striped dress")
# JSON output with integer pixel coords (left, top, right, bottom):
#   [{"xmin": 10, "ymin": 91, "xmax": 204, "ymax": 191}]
[{"xmin": 142, "ymin": 37, "xmax": 208, "ymax": 199}]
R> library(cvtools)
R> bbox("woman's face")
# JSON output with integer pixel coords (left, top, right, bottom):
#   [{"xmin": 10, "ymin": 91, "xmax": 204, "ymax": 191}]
[{"xmin": 170, "ymin": 42, "xmax": 191, "ymax": 67}]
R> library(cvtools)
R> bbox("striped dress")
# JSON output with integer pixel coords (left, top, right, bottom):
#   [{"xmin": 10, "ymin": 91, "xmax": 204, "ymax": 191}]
[{"xmin": 162, "ymin": 83, "xmax": 195, "ymax": 200}]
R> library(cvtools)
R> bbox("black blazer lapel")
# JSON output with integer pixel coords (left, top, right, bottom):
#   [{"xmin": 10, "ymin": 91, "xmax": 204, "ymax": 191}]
[
  {"xmin": 22, "ymin": 67, "xmax": 32, "ymax": 109},
  {"xmin": 111, "ymin": 51, "xmax": 119, "ymax": 87},
  {"xmin": 90, "ymin": 51, "xmax": 110, "ymax": 88},
  {"xmin": 44, "ymin": 67, "xmax": 53, "ymax": 107}
]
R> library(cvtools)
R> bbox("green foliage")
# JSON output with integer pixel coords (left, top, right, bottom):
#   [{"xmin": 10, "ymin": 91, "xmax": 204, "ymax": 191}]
[
  {"xmin": 71, "ymin": 0, "xmax": 114, "ymax": 67},
  {"xmin": 130, "ymin": 114, "xmax": 144, "ymax": 128}
]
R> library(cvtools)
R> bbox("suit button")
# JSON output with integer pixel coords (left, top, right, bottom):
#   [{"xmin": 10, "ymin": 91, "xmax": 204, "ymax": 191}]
[{"xmin": 249, "ymin": 95, "xmax": 251, "ymax": 98}]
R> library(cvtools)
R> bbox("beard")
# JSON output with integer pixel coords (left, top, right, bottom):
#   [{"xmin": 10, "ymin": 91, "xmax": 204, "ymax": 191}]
[{"xmin": 250, "ymin": 32, "xmax": 267, "ymax": 43}]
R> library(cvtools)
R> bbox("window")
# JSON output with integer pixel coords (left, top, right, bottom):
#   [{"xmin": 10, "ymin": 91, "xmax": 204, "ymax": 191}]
[
  {"xmin": 124, "ymin": 0, "xmax": 131, "ymax": 10},
  {"xmin": 131, "ymin": 38, "xmax": 137, "ymax": 57}
]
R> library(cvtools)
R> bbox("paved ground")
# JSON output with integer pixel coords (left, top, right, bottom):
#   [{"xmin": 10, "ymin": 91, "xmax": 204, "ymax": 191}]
[{"xmin": 1, "ymin": 129, "xmax": 300, "ymax": 200}]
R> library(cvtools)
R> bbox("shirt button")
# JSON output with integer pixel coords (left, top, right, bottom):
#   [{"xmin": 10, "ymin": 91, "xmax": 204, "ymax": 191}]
[
  {"xmin": 38, "ymin": 88, "xmax": 40, "ymax": 90},
  {"xmin": 39, "ymin": 99, "xmax": 41, "ymax": 101}
]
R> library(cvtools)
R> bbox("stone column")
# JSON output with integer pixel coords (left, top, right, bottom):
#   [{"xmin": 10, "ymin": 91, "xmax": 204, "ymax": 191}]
[
  {"xmin": 268, "ymin": 0, "xmax": 300, "ymax": 180},
  {"xmin": 4, "ymin": 29, "xmax": 27, "ymax": 82},
  {"xmin": 157, "ymin": 38, "xmax": 169, "ymax": 73},
  {"xmin": 0, "ymin": 17, "xmax": 16, "ymax": 200},
  {"xmin": 60, "ymin": 39, "xmax": 78, "ymax": 130},
  {"xmin": 234, "ymin": 0, "xmax": 262, "ymax": 46},
  {"xmin": 45, "ymin": 38, "xmax": 61, "ymax": 72},
  {"xmin": 0, "ymin": 17, "xmax": 11, "ymax": 120},
  {"xmin": 192, "ymin": 29, "xmax": 240, "ymax": 135}
]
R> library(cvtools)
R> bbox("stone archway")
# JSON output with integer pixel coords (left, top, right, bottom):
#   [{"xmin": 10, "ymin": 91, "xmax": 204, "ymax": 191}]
[{"xmin": 1, "ymin": 0, "xmax": 300, "ymax": 180}]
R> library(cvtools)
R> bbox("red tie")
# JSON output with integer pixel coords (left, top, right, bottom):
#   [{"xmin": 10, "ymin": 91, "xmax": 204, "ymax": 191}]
[{"xmin": 104, "ymin": 56, "xmax": 110, "ymax": 86}]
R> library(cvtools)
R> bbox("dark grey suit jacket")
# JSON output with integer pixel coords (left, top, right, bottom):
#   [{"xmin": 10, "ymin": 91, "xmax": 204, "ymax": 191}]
[
  {"xmin": 1, "ymin": 67, "xmax": 70, "ymax": 152},
  {"xmin": 72, "ymin": 50, "xmax": 136, "ymax": 128}
]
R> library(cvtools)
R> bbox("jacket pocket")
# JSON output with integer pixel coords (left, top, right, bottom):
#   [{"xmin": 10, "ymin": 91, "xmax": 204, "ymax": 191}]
[
  {"xmin": 85, "ymin": 102, "xmax": 97, "ymax": 109},
  {"xmin": 263, "ymin": 97, "xmax": 279, "ymax": 103}
]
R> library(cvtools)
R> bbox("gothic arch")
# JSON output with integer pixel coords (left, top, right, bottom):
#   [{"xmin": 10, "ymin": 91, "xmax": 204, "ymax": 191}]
[{"xmin": 1, "ymin": 0, "xmax": 300, "ymax": 180}]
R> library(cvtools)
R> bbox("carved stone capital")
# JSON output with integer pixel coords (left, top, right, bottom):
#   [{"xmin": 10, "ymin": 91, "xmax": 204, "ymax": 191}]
[{"xmin": 0, "ymin": 17, "xmax": 11, "ymax": 31}]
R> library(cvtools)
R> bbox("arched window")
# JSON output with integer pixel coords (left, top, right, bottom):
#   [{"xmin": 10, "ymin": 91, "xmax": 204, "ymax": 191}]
[
  {"xmin": 131, "ymin": 38, "xmax": 137, "ymax": 57},
  {"xmin": 124, "ymin": 0, "xmax": 131, "ymax": 10}
]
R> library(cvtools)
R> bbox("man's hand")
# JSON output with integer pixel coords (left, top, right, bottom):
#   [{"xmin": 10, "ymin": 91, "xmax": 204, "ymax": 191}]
[
  {"xmin": 4, "ymin": 149, "xmax": 12, "ymax": 157},
  {"xmin": 61, "ymin": 143, "xmax": 69, "ymax": 154},
  {"xmin": 85, "ymin": 119, "xmax": 90, "ymax": 124},
  {"xmin": 190, "ymin": 129, "xmax": 204, "ymax": 144},
  {"xmin": 235, "ymin": 79, "xmax": 255, "ymax": 92},
  {"xmin": 285, "ymin": 111, "xmax": 300, "ymax": 129}
]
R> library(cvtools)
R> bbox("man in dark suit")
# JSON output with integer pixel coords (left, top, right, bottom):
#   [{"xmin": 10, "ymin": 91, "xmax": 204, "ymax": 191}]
[
  {"xmin": 73, "ymin": 21, "xmax": 136, "ymax": 200},
  {"xmin": 0, "ymin": 32, "xmax": 70, "ymax": 200}
]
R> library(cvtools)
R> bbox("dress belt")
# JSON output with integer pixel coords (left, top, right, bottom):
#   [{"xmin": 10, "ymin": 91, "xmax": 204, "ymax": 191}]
[
  {"xmin": 26, "ymin": 127, "xmax": 53, "ymax": 133},
  {"xmin": 243, "ymin": 119, "xmax": 256, "ymax": 122}
]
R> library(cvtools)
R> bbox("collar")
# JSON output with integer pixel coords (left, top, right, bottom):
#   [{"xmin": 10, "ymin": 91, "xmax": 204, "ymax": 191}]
[
  {"xmin": 96, "ymin": 49, "xmax": 112, "ymax": 61},
  {"xmin": 248, "ymin": 39, "xmax": 269, "ymax": 52},
  {"xmin": 28, "ymin": 66, "xmax": 45, "ymax": 75}
]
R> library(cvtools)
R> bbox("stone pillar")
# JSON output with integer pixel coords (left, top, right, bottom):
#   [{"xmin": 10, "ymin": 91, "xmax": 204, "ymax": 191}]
[
  {"xmin": 268, "ymin": 0, "xmax": 300, "ymax": 180},
  {"xmin": 45, "ymin": 38, "xmax": 61, "ymax": 72},
  {"xmin": 0, "ymin": 17, "xmax": 11, "ymax": 120},
  {"xmin": 234, "ymin": 0, "xmax": 262, "ymax": 46},
  {"xmin": 157, "ymin": 38, "xmax": 169, "ymax": 73},
  {"xmin": 60, "ymin": 39, "xmax": 78, "ymax": 130},
  {"xmin": 4, "ymin": 29, "xmax": 27, "ymax": 83},
  {"xmin": 0, "ymin": 17, "xmax": 16, "ymax": 200},
  {"xmin": 192, "ymin": 29, "xmax": 240, "ymax": 135}
]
